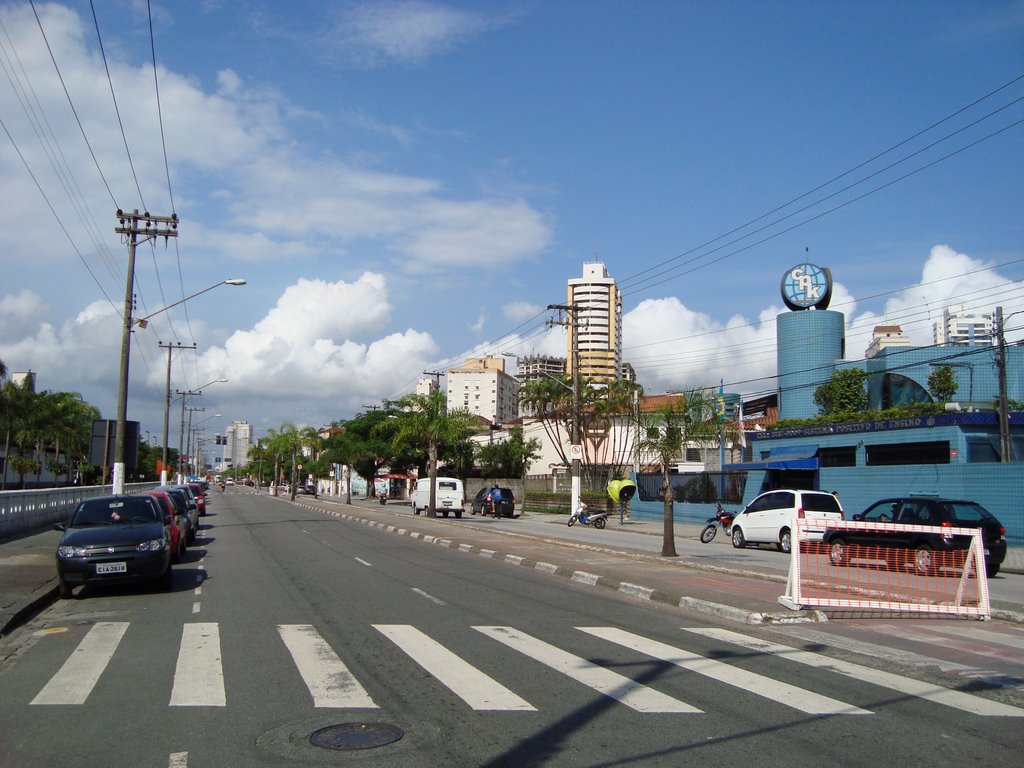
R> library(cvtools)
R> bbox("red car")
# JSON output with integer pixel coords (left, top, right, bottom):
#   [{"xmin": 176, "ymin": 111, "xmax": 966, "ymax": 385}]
[
  {"xmin": 145, "ymin": 491, "xmax": 187, "ymax": 563},
  {"xmin": 186, "ymin": 482, "xmax": 208, "ymax": 516}
]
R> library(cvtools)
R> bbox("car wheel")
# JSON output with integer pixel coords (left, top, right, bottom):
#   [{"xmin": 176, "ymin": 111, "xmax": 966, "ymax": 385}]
[
  {"xmin": 442, "ymin": 511, "xmax": 450, "ymax": 518},
  {"xmin": 57, "ymin": 579, "xmax": 73, "ymax": 599},
  {"xmin": 171, "ymin": 538, "xmax": 182, "ymax": 564},
  {"xmin": 455, "ymin": 511, "xmax": 462, "ymax": 519},
  {"xmin": 986, "ymin": 563, "xmax": 1000, "ymax": 578},
  {"xmin": 778, "ymin": 529, "xmax": 792, "ymax": 554},
  {"xmin": 731, "ymin": 527, "xmax": 746, "ymax": 548},
  {"xmin": 414, "ymin": 506, "xmax": 420, "ymax": 515},
  {"xmin": 914, "ymin": 544, "xmax": 933, "ymax": 574},
  {"xmin": 828, "ymin": 538, "xmax": 847, "ymax": 566}
]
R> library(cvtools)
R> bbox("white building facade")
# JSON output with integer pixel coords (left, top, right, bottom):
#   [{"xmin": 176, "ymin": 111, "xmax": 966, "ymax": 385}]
[
  {"xmin": 224, "ymin": 420, "xmax": 252, "ymax": 469},
  {"xmin": 446, "ymin": 356, "xmax": 519, "ymax": 425},
  {"xmin": 934, "ymin": 304, "xmax": 993, "ymax": 346}
]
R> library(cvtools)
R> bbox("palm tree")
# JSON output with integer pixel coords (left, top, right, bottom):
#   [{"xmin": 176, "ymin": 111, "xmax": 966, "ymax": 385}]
[
  {"xmin": 390, "ymin": 391, "xmax": 477, "ymax": 517},
  {"xmin": 633, "ymin": 388, "xmax": 723, "ymax": 557}
]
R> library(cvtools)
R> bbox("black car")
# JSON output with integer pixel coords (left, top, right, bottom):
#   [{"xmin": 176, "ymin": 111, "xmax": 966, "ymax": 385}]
[
  {"xmin": 824, "ymin": 496, "xmax": 1007, "ymax": 577},
  {"xmin": 54, "ymin": 495, "xmax": 173, "ymax": 598},
  {"xmin": 471, "ymin": 487, "xmax": 517, "ymax": 518}
]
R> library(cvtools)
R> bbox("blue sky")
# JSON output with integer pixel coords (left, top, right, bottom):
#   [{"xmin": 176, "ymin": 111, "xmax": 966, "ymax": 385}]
[{"xmin": 0, "ymin": 0, "xmax": 1022, "ymax": 442}]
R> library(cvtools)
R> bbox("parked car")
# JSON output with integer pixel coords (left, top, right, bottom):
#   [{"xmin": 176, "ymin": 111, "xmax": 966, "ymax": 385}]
[
  {"xmin": 145, "ymin": 491, "xmax": 188, "ymax": 563},
  {"xmin": 186, "ymin": 482, "xmax": 208, "ymax": 516},
  {"xmin": 730, "ymin": 489, "xmax": 844, "ymax": 553},
  {"xmin": 155, "ymin": 486, "xmax": 198, "ymax": 544},
  {"xmin": 410, "ymin": 477, "xmax": 465, "ymax": 518},
  {"xmin": 824, "ymin": 496, "xmax": 1008, "ymax": 578},
  {"xmin": 54, "ymin": 495, "xmax": 173, "ymax": 598},
  {"xmin": 471, "ymin": 486, "xmax": 518, "ymax": 518}
]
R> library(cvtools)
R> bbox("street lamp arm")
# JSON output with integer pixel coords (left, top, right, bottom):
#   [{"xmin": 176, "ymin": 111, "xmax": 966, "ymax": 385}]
[{"xmin": 136, "ymin": 279, "xmax": 246, "ymax": 328}]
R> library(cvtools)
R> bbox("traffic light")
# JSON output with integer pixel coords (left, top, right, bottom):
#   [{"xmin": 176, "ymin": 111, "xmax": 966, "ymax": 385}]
[{"xmin": 607, "ymin": 479, "xmax": 636, "ymax": 503}]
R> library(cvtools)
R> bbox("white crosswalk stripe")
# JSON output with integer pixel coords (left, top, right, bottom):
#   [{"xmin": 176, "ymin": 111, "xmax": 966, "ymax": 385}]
[
  {"xmin": 23, "ymin": 620, "xmax": 1024, "ymax": 717},
  {"xmin": 170, "ymin": 623, "xmax": 226, "ymax": 707},
  {"xmin": 681, "ymin": 626, "xmax": 1024, "ymax": 717},
  {"xmin": 579, "ymin": 626, "xmax": 871, "ymax": 715},
  {"xmin": 278, "ymin": 624, "xmax": 378, "ymax": 708},
  {"xmin": 30, "ymin": 622, "xmax": 128, "ymax": 705},
  {"xmin": 474, "ymin": 626, "xmax": 701, "ymax": 713},
  {"xmin": 374, "ymin": 624, "xmax": 536, "ymax": 711}
]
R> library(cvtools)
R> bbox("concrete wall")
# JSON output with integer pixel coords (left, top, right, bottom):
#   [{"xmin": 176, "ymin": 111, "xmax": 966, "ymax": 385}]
[{"xmin": 0, "ymin": 484, "xmax": 160, "ymax": 541}]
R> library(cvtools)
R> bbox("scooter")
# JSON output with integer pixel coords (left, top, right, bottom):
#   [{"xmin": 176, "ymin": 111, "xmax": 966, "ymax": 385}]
[
  {"xmin": 700, "ymin": 502, "xmax": 734, "ymax": 543},
  {"xmin": 378, "ymin": 493, "xmax": 387, "ymax": 506},
  {"xmin": 567, "ymin": 503, "xmax": 608, "ymax": 530}
]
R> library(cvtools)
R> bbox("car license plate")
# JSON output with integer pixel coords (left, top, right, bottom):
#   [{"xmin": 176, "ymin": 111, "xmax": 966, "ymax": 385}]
[
  {"xmin": 96, "ymin": 562, "xmax": 127, "ymax": 575},
  {"xmin": 443, "ymin": 500, "xmax": 453, "ymax": 506}
]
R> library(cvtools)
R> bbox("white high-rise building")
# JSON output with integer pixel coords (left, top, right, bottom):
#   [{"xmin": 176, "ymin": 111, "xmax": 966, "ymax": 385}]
[
  {"xmin": 446, "ymin": 356, "xmax": 519, "ymax": 425},
  {"xmin": 934, "ymin": 305, "xmax": 993, "ymax": 346},
  {"xmin": 567, "ymin": 262, "xmax": 622, "ymax": 383},
  {"xmin": 224, "ymin": 420, "xmax": 252, "ymax": 468}
]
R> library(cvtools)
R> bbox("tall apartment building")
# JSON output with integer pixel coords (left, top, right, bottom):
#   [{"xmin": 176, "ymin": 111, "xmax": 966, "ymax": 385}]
[
  {"xmin": 224, "ymin": 420, "xmax": 252, "ymax": 468},
  {"xmin": 934, "ymin": 305, "xmax": 993, "ymax": 346},
  {"xmin": 446, "ymin": 355, "xmax": 519, "ymax": 425},
  {"xmin": 567, "ymin": 262, "xmax": 622, "ymax": 383},
  {"xmin": 515, "ymin": 354, "xmax": 567, "ymax": 383}
]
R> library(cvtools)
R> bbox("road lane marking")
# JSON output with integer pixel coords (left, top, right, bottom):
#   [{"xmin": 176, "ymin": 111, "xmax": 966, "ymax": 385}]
[
  {"xmin": 411, "ymin": 587, "xmax": 446, "ymax": 606},
  {"xmin": 579, "ymin": 627, "xmax": 870, "ymax": 715},
  {"xmin": 374, "ymin": 624, "xmax": 535, "ymax": 711},
  {"xmin": 31, "ymin": 622, "xmax": 129, "ymax": 705},
  {"xmin": 278, "ymin": 625, "xmax": 378, "ymax": 708},
  {"xmin": 168, "ymin": 752, "xmax": 188, "ymax": 767},
  {"xmin": 355, "ymin": 557, "xmax": 372, "ymax": 567},
  {"xmin": 170, "ymin": 623, "xmax": 226, "ymax": 706},
  {"xmin": 681, "ymin": 627, "xmax": 1024, "ymax": 717},
  {"xmin": 192, "ymin": 602, "xmax": 201, "ymax": 613},
  {"xmin": 475, "ymin": 626, "xmax": 700, "ymax": 713}
]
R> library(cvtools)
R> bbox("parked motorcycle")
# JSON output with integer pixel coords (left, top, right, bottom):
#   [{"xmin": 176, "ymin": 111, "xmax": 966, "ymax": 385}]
[
  {"xmin": 567, "ymin": 502, "xmax": 608, "ymax": 530},
  {"xmin": 700, "ymin": 502, "xmax": 735, "ymax": 543}
]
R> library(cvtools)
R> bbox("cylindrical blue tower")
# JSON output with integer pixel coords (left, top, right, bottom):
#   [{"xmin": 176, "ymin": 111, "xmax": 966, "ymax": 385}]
[{"xmin": 777, "ymin": 310, "xmax": 845, "ymax": 420}]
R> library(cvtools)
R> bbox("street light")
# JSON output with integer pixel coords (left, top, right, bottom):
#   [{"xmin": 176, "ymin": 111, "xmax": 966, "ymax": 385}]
[
  {"xmin": 136, "ymin": 279, "xmax": 247, "ymax": 329},
  {"xmin": 173, "ymin": 378, "xmax": 228, "ymax": 483}
]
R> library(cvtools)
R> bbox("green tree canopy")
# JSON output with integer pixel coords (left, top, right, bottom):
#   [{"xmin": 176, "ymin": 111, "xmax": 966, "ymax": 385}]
[
  {"xmin": 813, "ymin": 369, "xmax": 869, "ymax": 416},
  {"xmin": 928, "ymin": 365, "xmax": 959, "ymax": 402}
]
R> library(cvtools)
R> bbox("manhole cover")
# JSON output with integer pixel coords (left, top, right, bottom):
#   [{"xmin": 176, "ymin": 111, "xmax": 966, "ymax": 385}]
[{"xmin": 309, "ymin": 722, "xmax": 404, "ymax": 751}]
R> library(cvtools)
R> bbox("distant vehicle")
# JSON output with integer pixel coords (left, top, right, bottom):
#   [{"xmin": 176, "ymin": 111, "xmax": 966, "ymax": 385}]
[
  {"xmin": 471, "ymin": 486, "xmax": 518, "ymax": 518},
  {"xmin": 410, "ymin": 477, "xmax": 465, "ymax": 518},
  {"xmin": 824, "ymin": 496, "xmax": 1007, "ymax": 578},
  {"xmin": 155, "ymin": 486, "xmax": 198, "ymax": 544},
  {"xmin": 54, "ymin": 495, "xmax": 173, "ymax": 598},
  {"xmin": 730, "ymin": 489, "xmax": 844, "ymax": 553},
  {"xmin": 186, "ymin": 482, "xmax": 208, "ymax": 516}
]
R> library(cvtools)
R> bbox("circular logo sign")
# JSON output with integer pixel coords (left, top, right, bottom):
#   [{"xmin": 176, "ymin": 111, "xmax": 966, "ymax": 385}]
[{"xmin": 781, "ymin": 263, "xmax": 832, "ymax": 310}]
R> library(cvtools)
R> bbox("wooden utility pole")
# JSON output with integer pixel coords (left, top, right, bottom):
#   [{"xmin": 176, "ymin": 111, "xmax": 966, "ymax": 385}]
[{"xmin": 159, "ymin": 342, "xmax": 194, "ymax": 484}]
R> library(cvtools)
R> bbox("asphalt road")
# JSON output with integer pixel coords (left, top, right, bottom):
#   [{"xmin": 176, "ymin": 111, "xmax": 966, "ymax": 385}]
[{"xmin": 1, "ymin": 491, "xmax": 1022, "ymax": 767}]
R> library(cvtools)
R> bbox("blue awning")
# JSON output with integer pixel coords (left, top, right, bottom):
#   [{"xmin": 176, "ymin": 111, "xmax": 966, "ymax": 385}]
[{"xmin": 725, "ymin": 443, "xmax": 820, "ymax": 471}]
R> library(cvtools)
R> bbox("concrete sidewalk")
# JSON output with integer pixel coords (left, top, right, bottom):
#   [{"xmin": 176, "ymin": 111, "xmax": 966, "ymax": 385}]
[{"xmin": 3, "ymin": 493, "xmax": 1022, "ymax": 637}]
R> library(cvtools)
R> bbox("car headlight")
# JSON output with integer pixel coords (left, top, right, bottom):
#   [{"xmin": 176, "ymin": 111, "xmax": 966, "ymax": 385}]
[
  {"xmin": 136, "ymin": 538, "xmax": 167, "ymax": 552},
  {"xmin": 57, "ymin": 545, "xmax": 87, "ymax": 558}
]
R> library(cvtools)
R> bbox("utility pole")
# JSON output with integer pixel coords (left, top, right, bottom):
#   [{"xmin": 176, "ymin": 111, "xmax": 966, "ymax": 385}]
[
  {"xmin": 159, "ymin": 342, "xmax": 195, "ymax": 484},
  {"xmin": 177, "ymin": 389, "xmax": 202, "ymax": 480},
  {"xmin": 996, "ymin": 306, "xmax": 1011, "ymax": 462},
  {"xmin": 548, "ymin": 303, "xmax": 581, "ymax": 516},
  {"xmin": 185, "ymin": 406, "xmax": 204, "ymax": 477},
  {"xmin": 422, "ymin": 370, "xmax": 443, "ymax": 395},
  {"xmin": 112, "ymin": 209, "xmax": 178, "ymax": 494}
]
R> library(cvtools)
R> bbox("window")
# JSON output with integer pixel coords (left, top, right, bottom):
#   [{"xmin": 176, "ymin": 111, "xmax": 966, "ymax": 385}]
[
  {"xmin": 685, "ymin": 448, "xmax": 702, "ymax": 462},
  {"xmin": 820, "ymin": 446, "xmax": 856, "ymax": 467},
  {"xmin": 865, "ymin": 441, "xmax": 950, "ymax": 466}
]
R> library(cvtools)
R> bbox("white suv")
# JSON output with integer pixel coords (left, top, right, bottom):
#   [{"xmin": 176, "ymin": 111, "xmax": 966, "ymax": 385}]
[{"xmin": 730, "ymin": 489, "xmax": 844, "ymax": 553}]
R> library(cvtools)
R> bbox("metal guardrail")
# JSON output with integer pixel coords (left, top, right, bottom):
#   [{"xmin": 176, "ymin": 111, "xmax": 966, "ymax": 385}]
[{"xmin": 0, "ymin": 484, "xmax": 159, "ymax": 540}]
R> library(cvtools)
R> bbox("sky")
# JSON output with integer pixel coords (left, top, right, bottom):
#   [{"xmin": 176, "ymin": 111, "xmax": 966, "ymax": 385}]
[{"xmin": 0, "ymin": 0, "xmax": 1022, "ymax": 450}]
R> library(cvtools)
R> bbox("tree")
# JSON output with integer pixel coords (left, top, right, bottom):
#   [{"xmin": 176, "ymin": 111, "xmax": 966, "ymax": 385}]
[
  {"xmin": 813, "ymin": 369, "xmax": 869, "ymax": 416},
  {"xmin": 390, "ymin": 391, "xmax": 477, "ymax": 517},
  {"xmin": 928, "ymin": 366, "xmax": 959, "ymax": 402},
  {"xmin": 476, "ymin": 426, "xmax": 541, "ymax": 478},
  {"xmin": 633, "ymin": 388, "xmax": 723, "ymax": 557}
]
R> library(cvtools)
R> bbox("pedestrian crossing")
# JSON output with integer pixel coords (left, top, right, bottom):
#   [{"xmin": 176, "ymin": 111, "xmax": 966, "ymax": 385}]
[{"xmin": 21, "ymin": 621, "xmax": 1024, "ymax": 717}]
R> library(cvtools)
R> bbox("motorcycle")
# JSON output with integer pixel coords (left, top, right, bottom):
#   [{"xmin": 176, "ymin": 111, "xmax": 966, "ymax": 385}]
[
  {"xmin": 700, "ymin": 502, "xmax": 734, "ymax": 543},
  {"xmin": 567, "ymin": 503, "xmax": 608, "ymax": 530},
  {"xmin": 378, "ymin": 493, "xmax": 387, "ymax": 506}
]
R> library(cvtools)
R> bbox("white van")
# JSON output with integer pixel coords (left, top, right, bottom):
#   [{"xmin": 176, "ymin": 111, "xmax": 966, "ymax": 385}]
[{"xmin": 410, "ymin": 477, "xmax": 465, "ymax": 518}]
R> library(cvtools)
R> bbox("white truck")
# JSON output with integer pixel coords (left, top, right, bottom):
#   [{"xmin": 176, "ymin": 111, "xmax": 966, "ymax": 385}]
[{"xmin": 410, "ymin": 477, "xmax": 465, "ymax": 518}]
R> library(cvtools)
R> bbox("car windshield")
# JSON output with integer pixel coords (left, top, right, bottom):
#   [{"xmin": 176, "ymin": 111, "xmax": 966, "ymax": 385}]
[{"xmin": 72, "ymin": 498, "xmax": 159, "ymax": 525}]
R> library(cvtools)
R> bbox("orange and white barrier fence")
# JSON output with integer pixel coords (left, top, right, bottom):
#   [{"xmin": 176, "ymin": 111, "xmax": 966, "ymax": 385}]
[{"xmin": 779, "ymin": 517, "xmax": 991, "ymax": 619}]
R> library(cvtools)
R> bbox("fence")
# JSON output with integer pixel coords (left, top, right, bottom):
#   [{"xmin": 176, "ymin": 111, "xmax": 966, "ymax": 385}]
[{"xmin": 0, "ymin": 483, "xmax": 159, "ymax": 540}]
